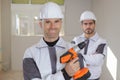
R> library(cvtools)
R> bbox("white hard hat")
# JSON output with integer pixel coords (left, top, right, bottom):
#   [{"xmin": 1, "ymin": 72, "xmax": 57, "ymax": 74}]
[
  {"xmin": 80, "ymin": 11, "xmax": 97, "ymax": 22},
  {"xmin": 39, "ymin": 2, "xmax": 64, "ymax": 19}
]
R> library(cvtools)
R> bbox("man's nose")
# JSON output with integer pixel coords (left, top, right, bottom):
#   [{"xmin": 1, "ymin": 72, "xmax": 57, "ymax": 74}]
[
  {"xmin": 86, "ymin": 24, "xmax": 91, "ymax": 27},
  {"xmin": 50, "ymin": 23, "xmax": 55, "ymax": 28}
]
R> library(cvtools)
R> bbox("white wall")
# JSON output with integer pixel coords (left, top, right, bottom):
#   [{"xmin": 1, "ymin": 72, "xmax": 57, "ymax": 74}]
[
  {"xmin": 11, "ymin": 4, "xmax": 44, "ymax": 70},
  {"xmin": 64, "ymin": 0, "xmax": 91, "ymax": 41},
  {"xmin": 92, "ymin": 0, "xmax": 120, "ymax": 80},
  {"xmin": 0, "ymin": 0, "xmax": 2, "ymax": 71},
  {"xmin": 1, "ymin": 0, "xmax": 11, "ymax": 71}
]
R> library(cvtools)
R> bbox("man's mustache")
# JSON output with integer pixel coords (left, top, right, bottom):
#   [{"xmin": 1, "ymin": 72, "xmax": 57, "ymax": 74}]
[{"xmin": 85, "ymin": 28, "xmax": 92, "ymax": 31}]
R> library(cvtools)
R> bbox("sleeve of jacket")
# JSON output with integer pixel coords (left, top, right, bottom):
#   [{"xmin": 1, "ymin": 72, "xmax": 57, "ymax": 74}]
[
  {"xmin": 23, "ymin": 48, "xmax": 67, "ymax": 80},
  {"xmin": 23, "ymin": 48, "xmax": 42, "ymax": 80},
  {"xmin": 83, "ymin": 42, "xmax": 107, "ymax": 66}
]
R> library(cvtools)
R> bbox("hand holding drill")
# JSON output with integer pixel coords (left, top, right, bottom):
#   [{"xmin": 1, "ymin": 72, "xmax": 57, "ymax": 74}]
[{"xmin": 60, "ymin": 41, "xmax": 91, "ymax": 80}]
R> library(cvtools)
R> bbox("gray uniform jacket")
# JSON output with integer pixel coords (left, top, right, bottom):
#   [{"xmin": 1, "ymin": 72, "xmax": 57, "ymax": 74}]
[
  {"xmin": 72, "ymin": 33, "xmax": 107, "ymax": 79},
  {"xmin": 23, "ymin": 37, "xmax": 72, "ymax": 80}
]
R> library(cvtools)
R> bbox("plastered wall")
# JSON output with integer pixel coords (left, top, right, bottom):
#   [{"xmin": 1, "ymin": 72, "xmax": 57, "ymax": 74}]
[
  {"xmin": 92, "ymin": 0, "xmax": 120, "ymax": 79},
  {"xmin": 1, "ymin": 0, "xmax": 11, "ymax": 71},
  {"xmin": 0, "ymin": 0, "xmax": 2, "ymax": 71}
]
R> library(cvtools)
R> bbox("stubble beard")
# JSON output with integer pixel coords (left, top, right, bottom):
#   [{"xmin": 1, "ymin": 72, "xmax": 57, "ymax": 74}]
[{"xmin": 84, "ymin": 28, "xmax": 94, "ymax": 34}]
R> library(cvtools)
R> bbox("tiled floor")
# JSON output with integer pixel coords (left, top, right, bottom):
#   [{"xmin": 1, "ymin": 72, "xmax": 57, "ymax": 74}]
[{"xmin": 0, "ymin": 70, "xmax": 23, "ymax": 80}]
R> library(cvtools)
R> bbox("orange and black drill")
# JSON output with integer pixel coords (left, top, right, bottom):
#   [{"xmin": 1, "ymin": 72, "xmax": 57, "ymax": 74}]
[{"xmin": 60, "ymin": 41, "xmax": 91, "ymax": 80}]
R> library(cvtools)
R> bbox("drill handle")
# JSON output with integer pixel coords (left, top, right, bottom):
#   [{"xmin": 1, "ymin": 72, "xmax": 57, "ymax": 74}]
[{"xmin": 60, "ymin": 50, "xmax": 73, "ymax": 63}]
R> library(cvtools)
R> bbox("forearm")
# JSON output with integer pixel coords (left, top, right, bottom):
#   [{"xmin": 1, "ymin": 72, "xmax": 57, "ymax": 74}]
[
  {"xmin": 83, "ymin": 54, "xmax": 105, "ymax": 66},
  {"xmin": 84, "ymin": 43, "xmax": 107, "ymax": 66}
]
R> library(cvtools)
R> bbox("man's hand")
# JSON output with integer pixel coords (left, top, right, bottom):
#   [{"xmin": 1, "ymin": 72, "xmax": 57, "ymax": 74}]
[{"xmin": 65, "ymin": 57, "xmax": 80, "ymax": 76}]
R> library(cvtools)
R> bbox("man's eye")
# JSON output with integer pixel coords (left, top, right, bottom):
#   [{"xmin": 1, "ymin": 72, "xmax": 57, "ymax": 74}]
[
  {"xmin": 89, "ymin": 22, "xmax": 93, "ymax": 25},
  {"xmin": 84, "ymin": 23, "xmax": 88, "ymax": 25},
  {"xmin": 55, "ymin": 20, "xmax": 60, "ymax": 23},
  {"xmin": 83, "ymin": 22, "xmax": 93, "ymax": 25},
  {"xmin": 45, "ymin": 21, "xmax": 50, "ymax": 23}
]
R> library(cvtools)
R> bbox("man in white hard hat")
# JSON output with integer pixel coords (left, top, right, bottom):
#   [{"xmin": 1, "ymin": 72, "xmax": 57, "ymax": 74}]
[
  {"xmin": 72, "ymin": 11, "xmax": 107, "ymax": 80},
  {"xmin": 23, "ymin": 2, "xmax": 90, "ymax": 80}
]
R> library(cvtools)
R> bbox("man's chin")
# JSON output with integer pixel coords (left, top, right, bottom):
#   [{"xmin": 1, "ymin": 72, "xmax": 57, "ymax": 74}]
[{"xmin": 48, "ymin": 35, "xmax": 58, "ymax": 38}]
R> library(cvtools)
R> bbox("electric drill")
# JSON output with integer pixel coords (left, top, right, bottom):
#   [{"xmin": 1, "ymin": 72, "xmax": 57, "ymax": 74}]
[{"xmin": 60, "ymin": 41, "xmax": 91, "ymax": 80}]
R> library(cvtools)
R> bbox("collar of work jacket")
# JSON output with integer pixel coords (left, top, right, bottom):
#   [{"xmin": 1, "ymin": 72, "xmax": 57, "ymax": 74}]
[
  {"xmin": 80, "ymin": 32, "xmax": 100, "ymax": 42},
  {"xmin": 36, "ymin": 37, "xmax": 68, "ymax": 49}
]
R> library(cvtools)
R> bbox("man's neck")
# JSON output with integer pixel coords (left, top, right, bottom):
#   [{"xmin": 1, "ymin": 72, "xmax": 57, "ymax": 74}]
[
  {"xmin": 44, "ymin": 37, "xmax": 59, "ymax": 42},
  {"xmin": 43, "ymin": 37, "xmax": 59, "ymax": 47}
]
